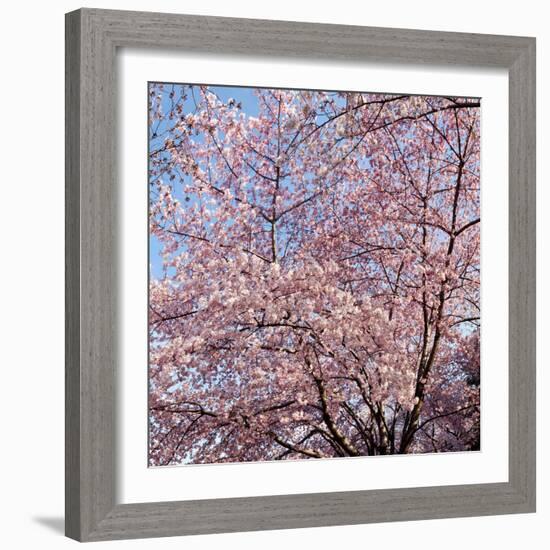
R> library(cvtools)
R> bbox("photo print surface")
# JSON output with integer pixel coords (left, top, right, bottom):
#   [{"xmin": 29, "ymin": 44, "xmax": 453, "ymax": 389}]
[{"xmin": 148, "ymin": 83, "xmax": 480, "ymax": 466}]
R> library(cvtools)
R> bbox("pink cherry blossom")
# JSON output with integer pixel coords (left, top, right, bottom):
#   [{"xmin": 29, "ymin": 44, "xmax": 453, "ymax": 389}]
[{"xmin": 148, "ymin": 84, "xmax": 480, "ymax": 465}]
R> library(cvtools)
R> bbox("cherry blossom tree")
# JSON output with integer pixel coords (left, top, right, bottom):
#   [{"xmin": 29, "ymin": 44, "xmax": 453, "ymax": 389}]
[{"xmin": 148, "ymin": 84, "xmax": 480, "ymax": 465}]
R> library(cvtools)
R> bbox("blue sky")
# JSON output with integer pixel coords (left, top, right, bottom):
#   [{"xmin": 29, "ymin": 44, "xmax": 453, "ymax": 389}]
[{"xmin": 149, "ymin": 83, "xmax": 261, "ymax": 280}]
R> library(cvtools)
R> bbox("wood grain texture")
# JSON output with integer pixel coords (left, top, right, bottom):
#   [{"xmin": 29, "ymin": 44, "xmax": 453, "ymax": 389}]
[
  {"xmin": 65, "ymin": 9, "xmax": 81, "ymax": 541},
  {"xmin": 508, "ymin": 41, "xmax": 536, "ymax": 508},
  {"xmin": 66, "ymin": 8, "xmax": 116, "ymax": 540},
  {"xmin": 65, "ymin": 8, "xmax": 536, "ymax": 542}
]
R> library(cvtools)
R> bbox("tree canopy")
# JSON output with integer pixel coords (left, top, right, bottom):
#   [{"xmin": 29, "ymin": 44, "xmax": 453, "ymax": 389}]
[{"xmin": 148, "ymin": 84, "xmax": 480, "ymax": 465}]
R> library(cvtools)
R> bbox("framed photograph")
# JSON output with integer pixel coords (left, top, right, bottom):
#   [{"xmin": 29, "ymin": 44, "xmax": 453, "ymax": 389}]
[{"xmin": 65, "ymin": 8, "xmax": 536, "ymax": 542}]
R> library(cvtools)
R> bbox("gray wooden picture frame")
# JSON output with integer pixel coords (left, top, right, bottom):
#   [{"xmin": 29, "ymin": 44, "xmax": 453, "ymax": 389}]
[{"xmin": 65, "ymin": 8, "xmax": 536, "ymax": 542}]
